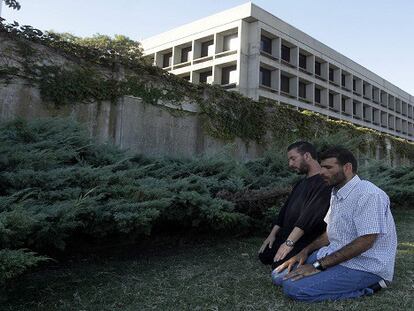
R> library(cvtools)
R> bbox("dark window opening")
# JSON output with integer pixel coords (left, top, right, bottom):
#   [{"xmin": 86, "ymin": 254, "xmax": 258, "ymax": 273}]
[
  {"xmin": 163, "ymin": 52, "xmax": 172, "ymax": 68},
  {"xmin": 199, "ymin": 71, "xmax": 212, "ymax": 83},
  {"xmin": 315, "ymin": 61, "xmax": 321, "ymax": 76},
  {"xmin": 341, "ymin": 74, "xmax": 346, "ymax": 87},
  {"xmin": 353, "ymin": 102, "xmax": 358, "ymax": 115},
  {"xmin": 315, "ymin": 88, "xmax": 321, "ymax": 103},
  {"xmin": 353, "ymin": 79, "xmax": 356, "ymax": 91},
  {"xmin": 181, "ymin": 47, "xmax": 192, "ymax": 63},
  {"xmin": 281, "ymin": 45, "xmax": 290, "ymax": 62},
  {"xmin": 329, "ymin": 68, "xmax": 334, "ymax": 82},
  {"xmin": 342, "ymin": 98, "xmax": 347, "ymax": 112},
  {"xmin": 329, "ymin": 93, "xmax": 334, "ymax": 108},
  {"xmin": 299, "ymin": 54, "xmax": 307, "ymax": 69},
  {"xmin": 201, "ymin": 40, "xmax": 214, "ymax": 57},
  {"xmin": 299, "ymin": 82, "xmax": 306, "ymax": 98},
  {"xmin": 221, "ymin": 65, "xmax": 236, "ymax": 85},
  {"xmin": 281, "ymin": 75, "xmax": 290, "ymax": 93},
  {"xmin": 260, "ymin": 67, "xmax": 271, "ymax": 87},
  {"xmin": 260, "ymin": 35, "xmax": 272, "ymax": 54}
]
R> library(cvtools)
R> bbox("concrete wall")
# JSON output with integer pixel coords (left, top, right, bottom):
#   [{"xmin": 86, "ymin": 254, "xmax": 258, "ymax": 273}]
[{"xmin": 0, "ymin": 79, "xmax": 264, "ymax": 161}]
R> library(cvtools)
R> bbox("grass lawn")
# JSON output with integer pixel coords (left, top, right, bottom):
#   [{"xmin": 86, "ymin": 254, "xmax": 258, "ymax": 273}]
[{"xmin": 4, "ymin": 209, "xmax": 414, "ymax": 311}]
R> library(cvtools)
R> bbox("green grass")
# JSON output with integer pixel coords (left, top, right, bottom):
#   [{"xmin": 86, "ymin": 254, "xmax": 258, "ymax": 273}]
[{"xmin": 3, "ymin": 209, "xmax": 414, "ymax": 311}]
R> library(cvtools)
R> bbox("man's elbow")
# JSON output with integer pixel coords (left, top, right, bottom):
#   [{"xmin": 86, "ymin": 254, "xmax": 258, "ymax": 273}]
[{"xmin": 362, "ymin": 233, "xmax": 378, "ymax": 250}]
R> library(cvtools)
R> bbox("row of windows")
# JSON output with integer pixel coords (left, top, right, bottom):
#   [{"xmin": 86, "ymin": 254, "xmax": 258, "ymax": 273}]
[
  {"xmin": 260, "ymin": 65, "xmax": 414, "ymax": 119},
  {"xmin": 259, "ymin": 33, "xmax": 413, "ymax": 120},
  {"xmin": 259, "ymin": 67, "xmax": 413, "ymax": 137},
  {"xmin": 177, "ymin": 64, "xmax": 238, "ymax": 86},
  {"xmin": 150, "ymin": 30, "xmax": 239, "ymax": 69}
]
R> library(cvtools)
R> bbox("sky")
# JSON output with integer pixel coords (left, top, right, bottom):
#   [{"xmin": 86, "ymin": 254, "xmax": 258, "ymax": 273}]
[{"xmin": 1, "ymin": 0, "xmax": 414, "ymax": 96}]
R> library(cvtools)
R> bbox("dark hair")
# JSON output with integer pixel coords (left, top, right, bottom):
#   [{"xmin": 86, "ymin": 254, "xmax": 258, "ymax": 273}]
[
  {"xmin": 319, "ymin": 146, "xmax": 358, "ymax": 173},
  {"xmin": 287, "ymin": 141, "xmax": 317, "ymax": 160}
]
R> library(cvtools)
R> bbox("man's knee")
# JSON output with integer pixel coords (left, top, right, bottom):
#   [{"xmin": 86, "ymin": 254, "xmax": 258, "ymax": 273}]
[
  {"xmin": 271, "ymin": 268, "xmax": 288, "ymax": 286},
  {"xmin": 282, "ymin": 280, "xmax": 312, "ymax": 301}
]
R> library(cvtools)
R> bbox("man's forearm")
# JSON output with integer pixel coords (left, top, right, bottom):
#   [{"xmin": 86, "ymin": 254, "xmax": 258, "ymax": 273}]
[
  {"xmin": 302, "ymin": 232, "xmax": 330, "ymax": 255},
  {"xmin": 270, "ymin": 225, "xmax": 281, "ymax": 237},
  {"xmin": 286, "ymin": 227, "xmax": 304, "ymax": 243},
  {"xmin": 319, "ymin": 234, "xmax": 378, "ymax": 268}
]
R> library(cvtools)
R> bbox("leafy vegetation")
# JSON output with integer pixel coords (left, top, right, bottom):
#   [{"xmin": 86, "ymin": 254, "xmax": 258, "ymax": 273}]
[
  {"xmin": 1, "ymin": 117, "xmax": 414, "ymax": 287},
  {"xmin": 0, "ymin": 118, "xmax": 295, "ymax": 285}
]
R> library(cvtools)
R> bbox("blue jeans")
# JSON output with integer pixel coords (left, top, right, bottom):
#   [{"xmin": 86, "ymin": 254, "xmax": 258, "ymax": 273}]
[{"xmin": 271, "ymin": 251, "xmax": 383, "ymax": 302}]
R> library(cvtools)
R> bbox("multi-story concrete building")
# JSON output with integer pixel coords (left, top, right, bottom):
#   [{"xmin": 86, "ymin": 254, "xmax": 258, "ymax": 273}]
[{"xmin": 142, "ymin": 2, "xmax": 414, "ymax": 141}]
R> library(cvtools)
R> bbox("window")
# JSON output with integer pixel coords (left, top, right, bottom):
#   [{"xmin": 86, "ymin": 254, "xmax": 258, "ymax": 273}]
[
  {"xmin": 363, "ymin": 106, "xmax": 369, "ymax": 120},
  {"xmin": 199, "ymin": 71, "xmax": 212, "ymax": 83},
  {"xmin": 223, "ymin": 33, "xmax": 238, "ymax": 51},
  {"xmin": 329, "ymin": 93, "xmax": 334, "ymax": 108},
  {"xmin": 221, "ymin": 65, "xmax": 237, "ymax": 85},
  {"xmin": 329, "ymin": 68, "xmax": 334, "ymax": 82},
  {"xmin": 299, "ymin": 54, "xmax": 307, "ymax": 69},
  {"xmin": 363, "ymin": 84, "xmax": 366, "ymax": 96},
  {"xmin": 353, "ymin": 79, "xmax": 356, "ymax": 91},
  {"xmin": 315, "ymin": 61, "xmax": 321, "ymax": 76},
  {"xmin": 260, "ymin": 35, "xmax": 272, "ymax": 54},
  {"xmin": 342, "ymin": 98, "xmax": 347, "ymax": 112},
  {"xmin": 315, "ymin": 88, "xmax": 321, "ymax": 103},
  {"xmin": 299, "ymin": 81, "xmax": 306, "ymax": 98},
  {"xmin": 260, "ymin": 67, "xmax": 271, "ymax": 87},
  {"xmin": 281, "ymin": 75, "xmax": 290, "ymax": 93},
  {"xmin": 201, "ymin": 40, "xmax": 214, "ymax": 57},
  {"xmin": 281, "ymin": 45, "xmax": 290, "ymax": 62},
  {"xmin": 181, "ymin": 46, "xmax": 192, "ymax": 63},
  {"xmin": 341, "ymin": 74, "xmax": 346, "ymax": 87},
  {"xmin": 162, "ymin": 52, "xmax": 172, "ymax": 68}
]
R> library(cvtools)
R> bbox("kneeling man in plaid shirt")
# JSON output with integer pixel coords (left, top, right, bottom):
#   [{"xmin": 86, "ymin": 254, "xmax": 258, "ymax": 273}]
[{"xmin": 272, "ymin": 146, "xmax": 397, "ymax": 302}]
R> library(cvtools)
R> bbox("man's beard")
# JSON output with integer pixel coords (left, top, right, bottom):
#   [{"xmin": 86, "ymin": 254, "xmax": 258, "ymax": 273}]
[
  {"xmin": 329, "ymin": 170, "xmax": 347, "ymax": 188},
  {"xmin": 297, "ymin": 160, "xmax": 309, "ymax": 175}
]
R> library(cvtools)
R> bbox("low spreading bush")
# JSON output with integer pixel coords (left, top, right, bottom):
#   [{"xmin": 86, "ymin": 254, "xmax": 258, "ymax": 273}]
[{"xmin": 1, "ymin": 118, "xmax": 412, "ymax": 285}]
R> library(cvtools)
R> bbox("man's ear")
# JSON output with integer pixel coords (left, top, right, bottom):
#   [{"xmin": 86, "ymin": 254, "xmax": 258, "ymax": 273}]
[
  {"xmin": 304, "ymin": 152, "xmax": 311, "ymax": 161},
  {"xmin": 343, "ymin": 162, "xmax": 353, "ymax": 174}
]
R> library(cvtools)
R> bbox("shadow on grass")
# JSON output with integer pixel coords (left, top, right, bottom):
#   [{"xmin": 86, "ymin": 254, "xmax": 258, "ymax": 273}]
[{"xmin": 3, "ymin": 209, "xmax": 414, "ymax": 311}]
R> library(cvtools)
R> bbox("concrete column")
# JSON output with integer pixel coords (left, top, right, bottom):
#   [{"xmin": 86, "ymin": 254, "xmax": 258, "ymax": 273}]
[
  {"xmin": 308, "ymin": 55, "xmax": 315, "ymax": 74},
  {"xmin": 306, "ymin": 82, "xmax": 314, "ymax": 102},
  {"xmin": 291, "ymin": 46, "xmax": 299, "ymax": 67},
  {"xmin": 238, "ymin": 20, "xmax": 249, "ymax": 97},
  {"xmin": 381, "ymin": 111, "xmax": 388, "ymax": 127},
  {"xmin": 290, "ymin": 76, "xmax": 298, "ymax": 98},
  {"xmin": 245, "ymin": 21, "xmax": 261, "ymax": 100},
  {"xmin": 271, "ymin": 69, "xmax": 279, "ymax": 91},
  {"xmin": 272, "ymin": 37, "xmax": 281, "ymax": 59}
]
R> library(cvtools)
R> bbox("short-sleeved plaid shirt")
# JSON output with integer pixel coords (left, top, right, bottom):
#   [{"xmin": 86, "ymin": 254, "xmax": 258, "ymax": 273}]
[{"xmin": 317, "ymin": 175, "xmax": 397, "ymax": 281}]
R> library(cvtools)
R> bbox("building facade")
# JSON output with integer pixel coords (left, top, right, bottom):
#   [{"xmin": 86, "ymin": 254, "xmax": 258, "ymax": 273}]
[{"xmin": 142, "ymin": 3, "xmax": 414, "ymax": 141}]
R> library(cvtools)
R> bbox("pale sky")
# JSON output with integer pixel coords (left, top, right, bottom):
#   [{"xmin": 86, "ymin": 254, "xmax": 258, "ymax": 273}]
[{"xmin": 1, "ymin": 0, "xmax": 413, "ymax": 96}]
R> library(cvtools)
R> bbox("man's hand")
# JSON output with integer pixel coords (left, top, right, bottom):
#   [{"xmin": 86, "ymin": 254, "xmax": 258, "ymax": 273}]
[
  {"xmin": 283, "ymin": 264, "xmax": 320, "ymax": 281},
  {"xmin": 274, "ymin": 243, "xmax": 293, "ymax": 262},
  {"xmin": 258, "ymin": 234, "xmax": 275, "ymax": 253},
  {"xmin": 274, "ymin": 249, "xmax": 308, "ymax": 273}
]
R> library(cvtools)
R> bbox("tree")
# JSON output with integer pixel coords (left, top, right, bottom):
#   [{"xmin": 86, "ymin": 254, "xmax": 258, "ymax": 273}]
[
  {"xmin": 4, "ymin": 0, "xmax": 21, "ymax": 10},
  {"xmin": 48, "ymin": 32, "xmax": 144, "ymax": 61}
]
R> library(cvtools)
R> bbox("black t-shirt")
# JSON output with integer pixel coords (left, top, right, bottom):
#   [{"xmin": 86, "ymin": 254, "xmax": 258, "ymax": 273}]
[{"xmin": 273, "ymin": 174, "xmax": 332, "ymax": 244}]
